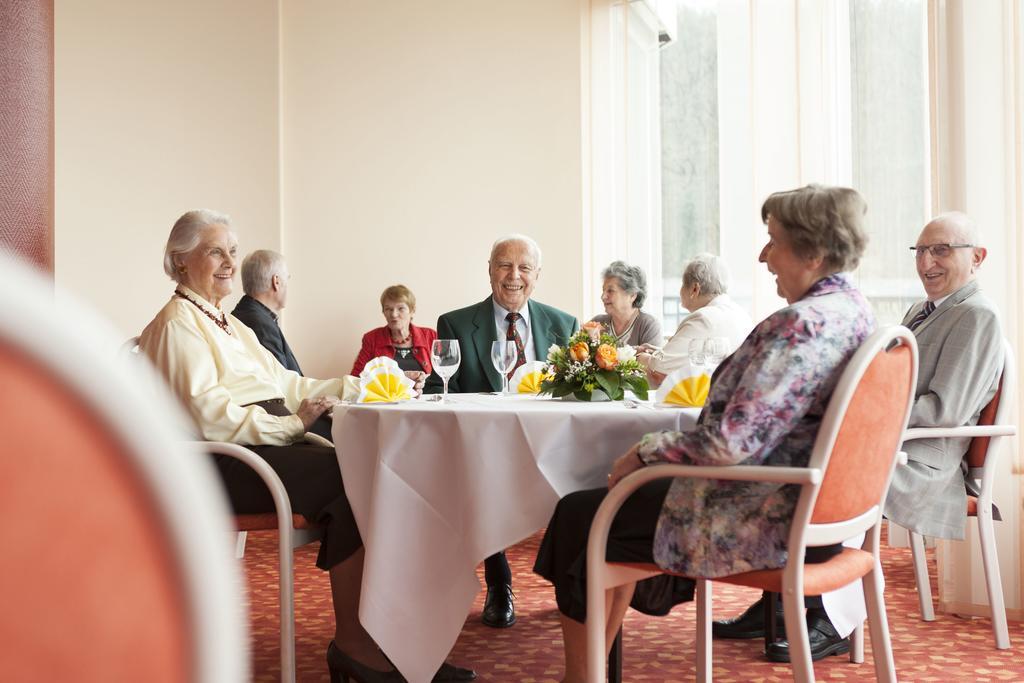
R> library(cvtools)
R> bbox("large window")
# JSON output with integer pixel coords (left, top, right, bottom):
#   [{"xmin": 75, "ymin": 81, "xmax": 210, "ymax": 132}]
[
  {"xmin": 650, "ymin": 0, "xmax": 929, "ymax": 332},
  {"xmin": 848, "ymin": 0, "xmax": 930, "ymax": 324}
]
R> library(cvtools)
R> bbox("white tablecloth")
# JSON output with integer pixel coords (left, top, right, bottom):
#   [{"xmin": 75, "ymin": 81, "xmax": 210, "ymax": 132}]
[{"xmin": 333, "ymin": 393, "xmax": 699, "ymax": 683}]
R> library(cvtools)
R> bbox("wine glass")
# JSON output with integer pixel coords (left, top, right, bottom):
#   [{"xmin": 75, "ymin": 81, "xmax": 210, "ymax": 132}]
[
  {"xmin": 703, "ymin": 336, "xmax": 730, "ymax": 372},
  {"xmin": 687, "ymin": 337, "xmax": 707, "ymax": 374},
  {"xmin": 430, "ymin": 339, "xmax": 461, "ymax": 403},
  {"xmin": 490, "ymin": 340, "xmax": 518, "ymax": 395}
]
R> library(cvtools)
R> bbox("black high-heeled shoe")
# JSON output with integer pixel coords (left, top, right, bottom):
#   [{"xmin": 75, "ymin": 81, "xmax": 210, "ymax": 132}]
[{"xmin": 327, "ymin": 641, "xmax": 406, "ymax": 683}]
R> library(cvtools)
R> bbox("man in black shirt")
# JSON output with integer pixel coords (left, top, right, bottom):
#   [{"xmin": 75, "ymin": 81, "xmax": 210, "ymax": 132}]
[{"xmin": 232, "ymin": 249, "xmax": 303, "ymax": 374}]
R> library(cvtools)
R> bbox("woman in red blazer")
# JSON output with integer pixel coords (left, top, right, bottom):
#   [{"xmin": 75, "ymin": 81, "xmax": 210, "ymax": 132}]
[{"xmin": 350, "ymin": 284, "xmax": 437, "ymax": 376}]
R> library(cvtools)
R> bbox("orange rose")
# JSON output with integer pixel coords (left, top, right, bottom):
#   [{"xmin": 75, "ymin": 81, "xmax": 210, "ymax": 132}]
[
  {"xmin": 582, "ymin": 320, "xmax": 603, "ymax": 343},
  {"xmin": 595, "ymin": 343, "xmax": 618, "ymax": 370},
  {"xmin": 569, "ymin": 341, "xmax": 590, "ymax": 362}
]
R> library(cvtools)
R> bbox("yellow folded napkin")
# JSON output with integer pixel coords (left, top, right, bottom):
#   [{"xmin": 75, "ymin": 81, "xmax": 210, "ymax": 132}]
[
  {"xmin": 510, "ymin": 360, "xmax": 549, "ymax": 394},
  {"xmin": 655, "ymin": 366, "xmax": 710, "ymax": 407},
  {"xmin": 357, "ymin": 365, "xmax": 414, "ymax": 403},
  {"xmin": 360, "ymin": 355, "xmax": 401, "ymax": 379}
]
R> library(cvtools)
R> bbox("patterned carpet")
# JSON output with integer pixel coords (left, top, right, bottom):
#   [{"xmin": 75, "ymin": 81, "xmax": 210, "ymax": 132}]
[{"xmin": 243, "ymin": 530, "xmax": 1024, "ymax": 681}]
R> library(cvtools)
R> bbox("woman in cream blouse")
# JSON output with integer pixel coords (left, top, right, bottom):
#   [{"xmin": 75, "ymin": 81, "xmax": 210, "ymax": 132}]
[
  {"xmin": 139, "ymin": 209, "xmax": 471, "ymax": 683},
  {"xmin": 637, "ymin": 253, "xmax": 753, "ymax": 388}
]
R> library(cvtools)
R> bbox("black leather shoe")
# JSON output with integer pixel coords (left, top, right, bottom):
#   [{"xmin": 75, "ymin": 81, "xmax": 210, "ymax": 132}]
[
  {"xmin": 481, "ymin": 583, "xmax": 516, "ymax": 628},
  {"xmin": 712, "ymin": 595, "xmax": 785, "ymax": 639},
  {"xmin": 764, "ymin": 610, "xmax": 850, "ymax": 663},
  {"xmin": 327, "ymin": 641, "xmax": 405, "ymax": 683},
  {"xmin": 432, "ymin": 661, "xmax": 477, "ymax": 681}
]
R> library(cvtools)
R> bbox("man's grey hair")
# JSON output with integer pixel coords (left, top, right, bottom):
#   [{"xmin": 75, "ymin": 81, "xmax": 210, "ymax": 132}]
[
  {"xmin": 601, "ymin": 260, "xmax": 648, "ymax": 308},
  {"xmin": 241, "ymin": 249, "xmax": 286, "ymax": 296},
  {"xmin": 683, "ymin": 253, "xmax": 730, "ymax": 298},
  {"xmin": 163, "ymin": 209, "xmax": 231, "ymax": 282},
  {"xmin": 927, "ymin": 211, "xmax": 982, "ymax": 245},
  {"xmin": 489, "ymin": 234, "xmax": 543, "ymax": 268}
]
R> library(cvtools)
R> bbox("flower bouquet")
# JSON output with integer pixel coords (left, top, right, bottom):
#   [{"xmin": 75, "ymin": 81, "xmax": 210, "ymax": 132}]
[{"xmin": 540, "ymin": 321, "xmax": 649, "ymax": 401}]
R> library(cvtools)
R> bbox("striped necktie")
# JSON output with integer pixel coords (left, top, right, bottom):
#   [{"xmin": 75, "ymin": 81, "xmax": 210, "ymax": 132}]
[
  {"xmin": 908, "ymin": 300, "xmax": 935, "ymax": 331},
  {"xmin": 505, "ymin": 312, "xmax": 526, "ymax": 378}
]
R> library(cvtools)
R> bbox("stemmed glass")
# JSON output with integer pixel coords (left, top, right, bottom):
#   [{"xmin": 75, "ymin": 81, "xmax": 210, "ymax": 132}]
[
  {"xmin": 430, "ymin": 339, "xmax": 461, "ymax": 403},
  {"xmin": 703, "ymin": 337, "xmax": 730, "ymax": 372},
  {"xmin": 490, "ymin": 340, "xmax": 518, "ymax": 395},
  {"xmin": 687, "ymin": 338, "xmax": 707, "ymax": 374}
]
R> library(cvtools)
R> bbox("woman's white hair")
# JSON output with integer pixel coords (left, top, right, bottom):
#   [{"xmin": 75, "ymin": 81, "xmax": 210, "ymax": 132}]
[
  {"xmin": 163, "ymin": 209, "xmax": 231, "ymax": 282},
  {"xmin": 682, "ymin": 253, "xmax": 730, "ymax": 297}
]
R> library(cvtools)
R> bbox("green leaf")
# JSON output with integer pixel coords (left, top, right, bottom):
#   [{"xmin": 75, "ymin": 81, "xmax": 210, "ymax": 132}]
[
  {"xmin": 594, "ymin": 370, "xmax": 621, "ymax": 398},
  {"xmin": 551, "ymin": 383, "xmax": 576, "ymax": 398},
  {"xmin": 624, "ymin": 375, "xmax": 650, "ymax": 401}
]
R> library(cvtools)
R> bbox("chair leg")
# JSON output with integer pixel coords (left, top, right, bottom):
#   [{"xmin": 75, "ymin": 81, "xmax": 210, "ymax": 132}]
[
  {"xmin": 850, "ymin": 621, "xmax": 864, "ymax": 664},
  {"xmin": 909, "ymin": 530, "xmax": 935, "ymax": 621},
  {"xmin": 977, "ymin": 513, "xmax": 1011, "ymax": 649},
  {"xmin": 863, "ymin": 566, "xmax": 896, "ymax": 683},
  {"xmin": 607, "ymin": 629, "xmax": 623, "ymax": 683},
  {"xmin": 696, "ymin": 580, "xmax": 711, "ymax": 683},
  {"xmin": 277, "ymin": 530, "xmax": 296, "ymax": 683},
  {"xmin": 782, "ymin": 592, "xmax": 814, "ymax": 683}
]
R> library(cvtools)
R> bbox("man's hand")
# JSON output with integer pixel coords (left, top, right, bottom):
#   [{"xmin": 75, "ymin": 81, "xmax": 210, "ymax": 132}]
[
  {"xmin": 297, "ymin": 396, "xmax": 340, "ymax": 428},
  {"xmin": 608, "ymin": 442, "xmax": 644, "ymax": 488}
]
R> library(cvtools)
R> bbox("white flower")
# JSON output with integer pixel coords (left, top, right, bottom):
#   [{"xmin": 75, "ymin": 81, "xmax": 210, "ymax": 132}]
[
  {"xmin": 617, "ymin": 346, "xmax": 637, "ymax": 363},
  {"xmin": 547, "ymin": 343, "xmax": 561, "ymax": 361}
]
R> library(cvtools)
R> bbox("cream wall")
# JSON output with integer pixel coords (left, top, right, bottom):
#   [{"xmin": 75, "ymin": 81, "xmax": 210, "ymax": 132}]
[
  {"xmin": 279, "ymin": 0, "xmax": 587, "ymax": 377},
  {"xmin": 53, "ymin": 0, "xmax": 282, "ymax": 338}
]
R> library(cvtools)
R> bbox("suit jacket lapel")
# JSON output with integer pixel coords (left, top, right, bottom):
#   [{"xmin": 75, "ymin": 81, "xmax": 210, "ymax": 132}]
[
  {"xmin": 911, "ymin": 281, "xmax": 979, "ymax": 335},
  {"xmin": 528, "ymin": 299, "xmax": 554, "ymax": 358},
  {"xmin": 471, "ymin": 297, "xmax": 502, "ymax": 391}
]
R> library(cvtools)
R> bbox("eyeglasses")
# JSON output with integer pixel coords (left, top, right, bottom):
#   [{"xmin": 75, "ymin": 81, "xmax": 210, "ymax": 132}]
[{"xmin": 909, "ymin": 243, "xmax": 975, "ymax": 259}]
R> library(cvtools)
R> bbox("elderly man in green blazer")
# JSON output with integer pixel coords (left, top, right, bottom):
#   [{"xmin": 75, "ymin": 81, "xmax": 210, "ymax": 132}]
[{"xmin": 427, "ymin": 234, "xmax": 578, "ymax": 628}]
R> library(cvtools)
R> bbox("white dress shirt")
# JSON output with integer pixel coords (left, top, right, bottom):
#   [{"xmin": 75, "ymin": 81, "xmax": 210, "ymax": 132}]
[{"xmin": 492, "ymin": 299, "xmax": 536, "ymax": 362}]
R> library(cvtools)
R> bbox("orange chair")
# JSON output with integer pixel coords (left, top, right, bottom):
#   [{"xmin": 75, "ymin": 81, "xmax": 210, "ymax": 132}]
[
  {"xmin": 903, "ymin": 338, "xmax": 1016, "ymax": 650},
  {"xmin": 122, "ymin": 339, "xmax": 323, "ymax": 683},
  {"xmin": 585, "ymin": 326, "xmax": 918, "ymax": 682},
  {"xmin": 0, "ymin": 254, "xmax": 247, "ymax": 682}
]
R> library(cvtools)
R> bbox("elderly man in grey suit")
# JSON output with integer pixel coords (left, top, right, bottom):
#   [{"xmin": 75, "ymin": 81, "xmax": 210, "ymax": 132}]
[
  {"xmin": 718, "ymin": 211, "xmax": 1005, "ymax": 662},
  {"xmin": 886, "ymin": 212, "xmax": 1004, "ymax": 534}
]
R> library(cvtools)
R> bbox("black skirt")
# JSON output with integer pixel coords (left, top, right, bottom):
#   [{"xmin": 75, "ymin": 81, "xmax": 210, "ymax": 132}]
[
  {"xmin": 213, "ymin": 443, "xmax": 361, "ymax": 571},
  {"xmin": 534, "ymin": 480, "xmax": 694, "ymax": 623}
]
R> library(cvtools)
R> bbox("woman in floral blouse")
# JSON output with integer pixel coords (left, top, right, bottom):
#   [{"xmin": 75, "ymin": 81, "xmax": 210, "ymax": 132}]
[{"xmin": 533, "ymin": 184, "xmax": 875, "ymax": 682}]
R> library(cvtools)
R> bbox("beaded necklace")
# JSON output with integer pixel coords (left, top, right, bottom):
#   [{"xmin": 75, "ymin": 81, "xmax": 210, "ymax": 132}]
[
  {"xmin": 390, "ymin": 328, "xmax": 412, "ymax": 345},
  {"xmin": 175, "ymin": 289, "xmax": 232, "ymax": 335}
]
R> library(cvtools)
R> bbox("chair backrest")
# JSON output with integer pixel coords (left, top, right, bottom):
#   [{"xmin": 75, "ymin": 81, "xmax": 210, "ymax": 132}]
[
  {"xmin": 964, "ymin": 338, "xmax": 1015, "ymax": 469},
  {"xmin": 0, "ymin": 254, "xmax": 247, "ymax": 682},
  {"xmin": 801, "ymin": 327, "xmax": 918, "ymax": 531}
]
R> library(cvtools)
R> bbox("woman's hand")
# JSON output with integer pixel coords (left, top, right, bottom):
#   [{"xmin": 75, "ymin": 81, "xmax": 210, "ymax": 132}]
[
  {"xmin": 608, "ymin": 442, "xmax": 644, "ymax": 488},
  {"xmin": 296, "ymin": 396, "xmax": 340, "ymax": 429},
  {"xmin": 404, "ymin": 370, "xmax": 427, "ymax": 396},
  {"xmin": 635, "ymin": 343, "xmax": 660, "ymax": 355}
]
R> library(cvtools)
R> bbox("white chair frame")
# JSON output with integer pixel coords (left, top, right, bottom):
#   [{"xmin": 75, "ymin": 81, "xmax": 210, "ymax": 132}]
[
  {"xmin": 585, "ymin": 326, "xmax": 918, "ymax": 683},
  {"xmin": 122, "ymin": 340, "xmax": 323, "ymax": 682},
  {"xmin": 902, "ymin": 337, "xmax": 1016, "ymax": 650}
]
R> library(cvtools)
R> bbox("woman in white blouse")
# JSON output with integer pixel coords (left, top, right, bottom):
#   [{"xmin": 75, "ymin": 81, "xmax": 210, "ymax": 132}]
[
  {"xmin": 139, "ymin": 210, "xmax": 471, "ymax": 683},
  {"xmin": 637, "ymin": 253, "xmax": 753, "ymax": 388}
]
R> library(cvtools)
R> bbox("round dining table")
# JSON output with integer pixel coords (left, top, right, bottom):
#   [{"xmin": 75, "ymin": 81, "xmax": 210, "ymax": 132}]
[{"xmin": 332, "ymin": 392, "xmax": 700, "ymax": 683}]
